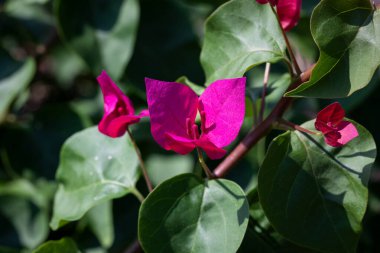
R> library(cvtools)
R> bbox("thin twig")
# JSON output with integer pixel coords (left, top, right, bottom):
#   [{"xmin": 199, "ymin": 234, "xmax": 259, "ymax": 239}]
[
  {"xmin": 214, "ymin": 65, "xmax": 314, "ymax": 178},
  {"xmin": 277, "ymin": 118, "xmax": 319, "ymax": 135},
  {"xmin": 259, "ymin": 63, "xmax": 271, "ymax": 123},
  {"xmin": 127, "ymin": 128, "xmax": 153, "ymax": 192},
  {"xmin": 271, "ymin": 6, "xmax": 302, "ymax": 75},
  {"xmin": 196, "ymin": 148, "xmax": 216, "ymax": 179}
]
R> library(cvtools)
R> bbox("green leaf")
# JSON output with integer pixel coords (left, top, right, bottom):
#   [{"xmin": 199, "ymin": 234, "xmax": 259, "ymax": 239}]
[
  {"xmin": 54, "ymin": 0, "xmax": 139, "ymax": 80},
  {"xmin": 175, "ymin": 76, "xmax": 205, "ymax": 95},
  {"xmin": 145, "ymin": 154, "xmax": 194, "ymax": 187},
  {"xmin": 50, "ymin": 126, "xmax": 139, "ymax": 230},
  {"xmin": 286, "ymin": 0, "xmax": 379, "ymax": 98},
  {"xmin": 258, "ymin": 120, "xmax": 376, "ymax": 253},
  {"xmin": 87, "ymin": 201, "xmax": 114, "ymax": 248},
  {"xmin": 139, "ymin": 174, "xmax": 249, "ymax": 253},
  {"xmin": 200, "ymin": 0, "xmax": 288, "ymax": 85},
  {"xmin": 0, "ymin": 179, "xmax": 55, "ymax": 249},
  {"xmin": 0, "ymin": 51, "xmax": 36, "ymax": 122},
  {"xmin": 33, "ymin": 238, "xmax": 80, "ymax": 253}
]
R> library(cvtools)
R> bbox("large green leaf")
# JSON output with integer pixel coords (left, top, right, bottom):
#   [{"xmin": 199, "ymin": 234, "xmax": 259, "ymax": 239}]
[
  {"xmin": 0, "ymin": 51, "xmax": 36, "ymax": 123},
  {"xmin": 33, "ymin": 238, "xmax": 80, "ymax": 253},
  {"xmin": 50, "ymin": 126, "xmax": 139, "ymax": 230},
  {"xmin": 286, "ymin": 0, "xmax": 380, "ymax": 98},
  {"xmin": 54, "ymin": 0, "xmax": 139, "ymax": 80},
  {"xmin": 258, "ymin": 120, "xmax": 376, "ymax": 253},
  {"xmin": 200, "ymin": 0, "xmax": 288, "ymax": 85},
  {"xmin": 139, "ymin": 174, "xmax": 249, "ymax": 253}
]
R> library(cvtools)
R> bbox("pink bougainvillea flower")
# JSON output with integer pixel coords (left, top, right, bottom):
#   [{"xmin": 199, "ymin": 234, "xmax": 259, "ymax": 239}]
[
  {"xmin": 145, "ymin": 77, "xmax": 246, "ymax": 160},
  {"xmin": 256, "ymin": 0, "xmax": 301, "ymax": 31},
  {"xmin": 97, "ymin": 71, "xmax": 149, "ymax": 138},
  {"xmin": 315, "ymin": 102, "xmax": 358, "ymax": 147}
]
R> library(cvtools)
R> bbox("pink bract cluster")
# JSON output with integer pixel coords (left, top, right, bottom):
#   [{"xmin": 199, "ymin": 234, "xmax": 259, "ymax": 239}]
[
  {"xmin": 96, "ymin": 73, "xmax": 358, "ymax": 158},
  {"xmin": 256, "ymin": 0, "xmax": 302, "ymax": 31},
  {"xmin": 145, "ymin": 78, "xmax": 246, "ymax": 160},
  {"xmin": 315, "ymin": 102, "xmax": 358, "ymax": 147}
]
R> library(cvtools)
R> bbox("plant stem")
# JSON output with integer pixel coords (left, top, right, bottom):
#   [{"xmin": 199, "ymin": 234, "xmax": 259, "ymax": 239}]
[
  {"xmin": 259, "ymin": 63, "xmax": 271, "ymax": 123},
  {"xmin": 277, "ymin": 118, "xmax": 319, "ymax": 135},
  {"xmin": 196, "ymin": 148, "xmax": 215, "ymax": 179},
  {"xmin": 127, "ymin": 128, "xmax": 153, "ymax": 192},
  {"xmin": 271, "ymin": 6, "xmax": 302, "ymax": 75},
  {"xmin": 214, "ymin": 65, "xmax": 314, "ymax": 178},
  {"xmin": 131, "ymin": 188, "xmax": 145, "ymax": 203}
]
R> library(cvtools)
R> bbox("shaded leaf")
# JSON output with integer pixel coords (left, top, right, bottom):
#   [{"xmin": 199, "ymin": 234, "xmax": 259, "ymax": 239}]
[
  {"xmin": 54, "ymin": 0, "xmax": 139, "ymax": 80},
  {"xmin": 87, "ymin": 201, "xmax": 114, "ymax": 248},
  {"xmin": 145, "ymin": 154, "xmax": 194, "ymax": 187},
  {"xmin": 0, "ymin": 51, "xmax": 35, "ymax": 123},
  {"xmin": 0, "ymin": 179, "xmax": 55, "ymax": 249},
  {"xmin": 33, "ymin": 238, "xmax": 80, "ymax": 253},
  {"xmin": 286, "ymin": 0, "xmax": 379, "ymax": 98},
  {"xmin": 258, "ymin": 120, "xmax": 376, "ymax": 252},
  {"xmin": 139, "ymin": 174, "xmax": 249, "ymax": 253}
]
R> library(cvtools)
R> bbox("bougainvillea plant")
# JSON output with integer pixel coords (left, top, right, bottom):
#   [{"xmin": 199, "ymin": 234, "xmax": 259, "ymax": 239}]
[{"xmin": 3, "ymin": 0, "xmax": 377, "ymax": 252}]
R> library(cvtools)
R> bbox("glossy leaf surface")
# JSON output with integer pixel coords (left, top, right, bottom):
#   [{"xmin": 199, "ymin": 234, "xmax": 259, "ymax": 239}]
[
  {"xmin": 287, "ymin": 0, "xmax": 379, "ymax": 98},
  {"xmin": 139, "ymin": 174, "xmax": 249, "ymax": 253},
  {"xmin": 200, "ymin": 0, "xmax": 287, "ymax": 85},
  {"xmin": 258, "ymin": 120, "xmax": 376, "ymax": 252}
]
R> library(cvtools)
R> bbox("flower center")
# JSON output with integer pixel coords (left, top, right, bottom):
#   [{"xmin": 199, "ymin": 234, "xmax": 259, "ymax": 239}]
[{"xmin": 185, "ymin": 111, "xmax": 207, "ymax": 140}]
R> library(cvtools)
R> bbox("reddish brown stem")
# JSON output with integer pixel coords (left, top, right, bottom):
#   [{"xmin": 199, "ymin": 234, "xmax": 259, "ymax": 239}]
[
  {"xmin": 127, "ymin": 129, "xmax": 153, "ymax": 192},
  {"xmin": 214, "ymin": 65, "xmax": 314, "ymax": 178},
  {"xmin": 277, "ymin": 118, "xmax": 319, "ymax": 135}
]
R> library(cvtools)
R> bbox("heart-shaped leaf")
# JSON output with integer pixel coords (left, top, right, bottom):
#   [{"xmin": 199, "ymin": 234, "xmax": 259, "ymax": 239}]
[
  {"xmin": 286, "ymin": 0, "xmax": 379, "ymax": 98},
  {"xmin": 139, "ymin": 174, "xmax": 249, "ymax": 253},
  {"xmin": 258, "ymin": 120, "xmax": 376, "ymax": 252},
  {"xmin": 50, "ymin": 126, "xmax": 139, "ymax": 230},
  {"xmin": 200, "ymin": 0, "xmax": 288, "ymax": 85},
  {"xmin": 54, "ymin": 0, "xmax": 139, "ymax": 80}
]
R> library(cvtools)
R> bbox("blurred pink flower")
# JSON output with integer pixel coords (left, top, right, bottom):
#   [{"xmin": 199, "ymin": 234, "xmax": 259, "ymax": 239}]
[
  {"xmin": 315, "ymin": 102, "xmax": 358, "ymax": 147},
  {"xmin": 256, "ymin": 0, "xmax": 301, "ymax": 31},
  {"xmin": 145, "ymin": 77, "xmax": 246, "ymax": 159},
  {"xmin": 97, "ymin": 71, "xmax": 148, "ymax": 138}
]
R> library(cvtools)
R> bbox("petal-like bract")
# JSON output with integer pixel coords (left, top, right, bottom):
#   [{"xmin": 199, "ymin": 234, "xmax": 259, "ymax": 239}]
[
  {"xmin": 315, "ymin": 102, "xmax": 358, "ymax": 147},
  {"xmin": 256, "ymin": 0, "xmax": 301, "ymax": 31},
  {"xmin": 199, "ymin": 77, "xmax": 246, "ymax": 147},
  {"xmin": 98, "ymin": 71, "xmax": 147, "ymax": 138},
  {"xmin": 145, "ymin": 78, "xmax": 198, "ymax": 152},
  {"xmin": 145, "ymin": 77, "xmax": 246, "ymax": 159},
  {"xmin": 277, "ymin": 0, "xmax": 302, "ymax": 31}
]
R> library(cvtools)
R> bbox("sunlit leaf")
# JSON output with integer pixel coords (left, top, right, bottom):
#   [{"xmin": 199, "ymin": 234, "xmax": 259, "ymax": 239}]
[
  {"xmin": 139, "ymin": 174, "xmax": 249, "ymax": 253},
  {"xmin": 50, "ymin": 126, "xmax": 139, "ymax": 230}
]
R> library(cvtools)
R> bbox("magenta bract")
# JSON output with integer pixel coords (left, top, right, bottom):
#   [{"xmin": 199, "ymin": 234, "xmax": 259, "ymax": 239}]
[
  {"xmin": 97, "ymin": 71, "xmax": 148, "ymax": 138},
  {"xmin": 256, "ymin": 0, "xmax": 301, "ymax": 31},
  {"xmin": 315, "ymin": 102, "xmax": 358, "ymax": 147},
  {"xmin": 145, "ymin": 77, "xmax": 246, "ymax": 159}
]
